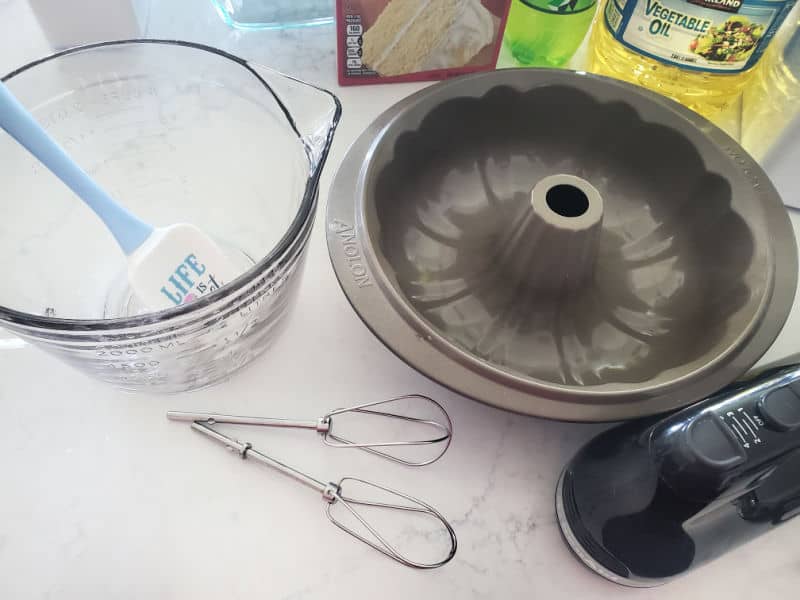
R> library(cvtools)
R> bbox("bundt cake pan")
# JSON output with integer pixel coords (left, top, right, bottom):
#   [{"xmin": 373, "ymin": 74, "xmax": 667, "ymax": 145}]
[{"xmin": 327, "ymin": 69, "xmax": 798, "ymax": 421}]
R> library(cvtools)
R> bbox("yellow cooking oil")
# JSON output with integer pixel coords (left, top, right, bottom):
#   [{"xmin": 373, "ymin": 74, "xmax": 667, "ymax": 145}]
[
  {"xmin": 589, "ymin": 0, "xmax": 798, "ymax": 133},
  {"xmin": 741, "ymin": 16, "xmax": 800, "ymax": 159}
]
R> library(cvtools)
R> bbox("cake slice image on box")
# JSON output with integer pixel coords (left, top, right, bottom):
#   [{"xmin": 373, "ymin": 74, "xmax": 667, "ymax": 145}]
[{"xmin": 362, "ymin": 0, "xmax": 497, "ymax": 77}]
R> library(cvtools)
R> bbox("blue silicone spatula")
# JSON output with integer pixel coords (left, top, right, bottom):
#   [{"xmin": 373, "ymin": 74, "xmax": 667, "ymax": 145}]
[{"xmin": 0, "ymin": 81, "xmax": 241, "ymax": 310}]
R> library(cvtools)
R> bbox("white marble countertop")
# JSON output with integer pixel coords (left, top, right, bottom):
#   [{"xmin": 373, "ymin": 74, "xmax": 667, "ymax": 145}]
[{"xmin": 1, "ymin": 2, "xmax": 798, "ymax": 599}]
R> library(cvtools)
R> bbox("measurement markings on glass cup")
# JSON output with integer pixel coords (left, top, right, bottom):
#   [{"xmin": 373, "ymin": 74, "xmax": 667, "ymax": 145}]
[
  {"xmin": 222, "ymin": 282, "xmax": 289, "ymax": 345},
  {"xmin": 97, "ymin": 336, "xmax": 196, "ymax": 369},
  {"xmin": 36, "ymin": 83, "xmax": 158, "ymax": 130},
  {"xmin": 331, "ymin": 219, "xmax": 372, "ymax": 288},
  {"xmin": 100, "ymin": 83, "xmax": 158, "ymax": 105},
  {"xmin": 38, "ymin": 102, "xmax": 85, "ymax": 129}
]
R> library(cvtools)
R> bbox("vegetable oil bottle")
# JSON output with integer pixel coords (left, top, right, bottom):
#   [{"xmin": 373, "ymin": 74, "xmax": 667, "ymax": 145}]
[
  {"xmin": 504, "ymin": 0, "xmax": 598, "ymax": 67},
  {"xmin": 589, "ymin": 0, "xmax": 798, "ymax": 130},
  {"xmin": 742, "ymin": 19, "xmax": 800, "ymax": 160}
]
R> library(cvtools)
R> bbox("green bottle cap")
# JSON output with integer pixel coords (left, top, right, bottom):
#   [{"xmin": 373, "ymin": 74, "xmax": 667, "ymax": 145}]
[{"xmin": 519, "ymin": 0, "xmax": 596, "ymax": 14}]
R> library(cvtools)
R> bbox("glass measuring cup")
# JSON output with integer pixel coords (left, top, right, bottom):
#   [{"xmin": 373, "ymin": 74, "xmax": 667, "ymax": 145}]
[{"xmin": 0, "ymin": 40, "xmax": 340, "ymax": 392}]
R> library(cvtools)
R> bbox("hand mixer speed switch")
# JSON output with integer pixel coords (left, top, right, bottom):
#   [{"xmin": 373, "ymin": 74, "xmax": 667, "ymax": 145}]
[{"xmin": 684, "ymin": 413, "xmax": 747, "ymax": 469}]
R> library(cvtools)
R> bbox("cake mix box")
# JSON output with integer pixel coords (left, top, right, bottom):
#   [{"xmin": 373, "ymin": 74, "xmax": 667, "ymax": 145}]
[{"xmin": 337, "ymin": 0, "xmax": 511, "ymax": 85}]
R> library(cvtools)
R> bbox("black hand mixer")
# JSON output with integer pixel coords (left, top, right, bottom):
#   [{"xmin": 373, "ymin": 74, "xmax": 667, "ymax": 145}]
[{"xmin": 557, "ymin": 364, "xmax": 800, "ymax": 586}]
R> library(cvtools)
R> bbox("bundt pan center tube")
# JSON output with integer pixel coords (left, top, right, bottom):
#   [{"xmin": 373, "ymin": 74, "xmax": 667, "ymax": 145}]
[{"xmin": 327, "ymin": 69, "xmax": 798, "ymax": 421}]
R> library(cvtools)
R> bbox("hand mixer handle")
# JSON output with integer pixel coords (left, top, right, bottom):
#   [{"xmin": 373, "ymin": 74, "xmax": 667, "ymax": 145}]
[{"xmin": 0, "ymin": 81, "xmax": 153, "ymax": 254}]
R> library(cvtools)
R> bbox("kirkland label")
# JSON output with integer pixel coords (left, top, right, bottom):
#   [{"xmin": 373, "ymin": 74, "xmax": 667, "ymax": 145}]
[{"xmin": 604, "ymin": 0, "xmax": 797, "ymax": 72}]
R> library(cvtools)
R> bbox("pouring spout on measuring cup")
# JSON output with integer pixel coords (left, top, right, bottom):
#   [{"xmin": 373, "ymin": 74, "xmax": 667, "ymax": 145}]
[
  {"xmin": 246, "ymin": 62, "xmax": 341, "ymax": 167},
  {"xmin": 0, "ymin": 81, "xmax": 242, "ymax": 311}
]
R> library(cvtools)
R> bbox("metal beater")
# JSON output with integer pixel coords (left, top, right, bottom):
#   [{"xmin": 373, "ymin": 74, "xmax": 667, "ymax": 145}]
[
  {"xmin": 167, "ymin": 394, "xmax": 452, "ymax": 467},
  {"xmin": 167, "ymin": 395, "xmax": 457, "ymax": 568}
]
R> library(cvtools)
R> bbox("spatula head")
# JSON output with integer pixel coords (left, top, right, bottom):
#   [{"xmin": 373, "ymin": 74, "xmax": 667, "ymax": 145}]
[{"xmin": 127, "ymin": 223, "xmax": 243, "ymax": 310}]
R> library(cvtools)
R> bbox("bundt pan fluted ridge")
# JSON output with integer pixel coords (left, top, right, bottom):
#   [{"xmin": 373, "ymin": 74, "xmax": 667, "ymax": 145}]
[{"xmin": 327, "ymin": 69, "xmax": 797, "ymax": 421}]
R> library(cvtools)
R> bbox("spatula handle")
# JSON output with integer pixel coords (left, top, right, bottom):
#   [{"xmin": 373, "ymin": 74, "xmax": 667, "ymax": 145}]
[{"xmin": 0, "ymin": 81, "xmax": 152, "ymax": 254}]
